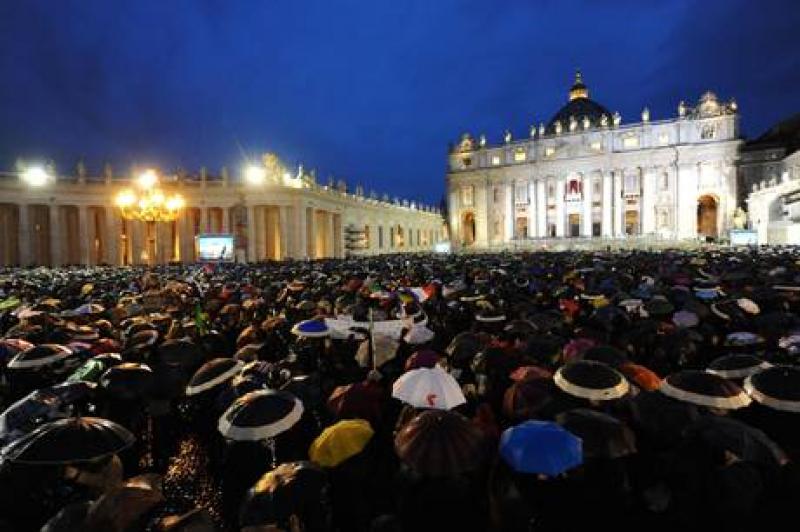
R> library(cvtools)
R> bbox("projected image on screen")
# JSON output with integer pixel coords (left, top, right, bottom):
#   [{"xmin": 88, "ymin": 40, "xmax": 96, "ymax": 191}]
[{"xmin": 197, "ymin": 235, "xmax": 235, "ymax": 261}]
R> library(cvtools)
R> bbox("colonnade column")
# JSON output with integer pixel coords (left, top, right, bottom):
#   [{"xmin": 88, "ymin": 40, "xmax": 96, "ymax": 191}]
[
  {"xmin": 602, "ymin": 173, "xmax": 613, "ymax": 237},
  {"xmin": 279, "ymin": 206, "xmax": 289, "ymax": 260},
  {"xmin": 18, "ymin": 204, "xmax": 30, "ymax": 266},
  {"xmin": 221, "ymin": 206, "xmax": 230, "ymax": 234},
  {"xmin": 106, "ymin": 210, "xmax": 119, "ymax": 266},
  {"xmin": 582, "ymin": 175, "xmax": 593, "ymax": 236},
  {"xmin": 78, "ymin": 205, "xmax": 90, "ymax": 265},
  {"xmin": 49, "ymin": 205, "xmax": 61, "ymax": 267},
  {"xmin": 246, "ymin": 205, "xmax": 257, "ymax": 262},
  {"xmin": 294, "ymin": 203, "xmax": 308, "ymax": 259}
]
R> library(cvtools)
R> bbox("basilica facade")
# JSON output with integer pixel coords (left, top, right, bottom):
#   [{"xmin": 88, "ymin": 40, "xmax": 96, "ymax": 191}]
[{"xmin": 446, "ymin": 72, "xmax": 741, "ymax": 249}]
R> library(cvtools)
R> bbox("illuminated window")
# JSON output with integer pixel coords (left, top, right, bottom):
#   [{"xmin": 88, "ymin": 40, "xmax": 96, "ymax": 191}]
[
  {"xmin": 658, "ymin": 133, "xmax": 670, "ymax": 145},
  {"xmin": 491, "ymin": 155, "xmax": 501, "ymax": 166},
  {"xmin": 461, "ymin": 186, "xmax": 474, "ymax": 207},
  {"xmin": 545, "ymin": 147, "xmax": 555, "ymax": 157},
  {"xmin": 701, "ymin": 125, "xmax": 716, "ymax": 139},
  {"xmin": 623, "ymin": 136, "xmax": 639, "ymax": 149},
  {"xmin": 590, "ymin": 141, "xmax": 602, "ymax": 151},
  {"xmin": 515, "ymin": 183, "xmax": 529, "ymax": 205},
  {"xmin": 624, "ymin": 172, "xmax": 640, "ymax": 195},
  {"xmin": 514, "ymin": 149, "xmax": 527, "ymax": 162},
  {"xmin": 462, "ymin": 157, "xmax": 472, "ymax": 168}
]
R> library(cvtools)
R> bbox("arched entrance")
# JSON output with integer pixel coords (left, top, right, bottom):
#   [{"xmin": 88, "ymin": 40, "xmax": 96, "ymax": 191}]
[
  {"xmin": 461, "ymin": 212, "xmax": 476, "ymax": 245},
  {"xmin": 697, "ymin": 195, "xmax": 718, "ymax": 239}
]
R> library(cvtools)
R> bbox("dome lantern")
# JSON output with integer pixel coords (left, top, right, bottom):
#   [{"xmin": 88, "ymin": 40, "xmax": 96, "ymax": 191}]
[{"xmin": 569, "ymin": 70, "xmax": 589, "ymax": 101}]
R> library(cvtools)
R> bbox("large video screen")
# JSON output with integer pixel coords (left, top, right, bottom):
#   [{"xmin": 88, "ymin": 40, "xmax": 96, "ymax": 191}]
[{"xmin": 197, "ymin": 234, "xmax": 235, "ymax": 261}]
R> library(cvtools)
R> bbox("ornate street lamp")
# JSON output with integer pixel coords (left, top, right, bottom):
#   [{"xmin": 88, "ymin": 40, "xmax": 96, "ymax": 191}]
[{"xmin": 114, "ymin": 170, "xmax": 185, "ymax": 222}]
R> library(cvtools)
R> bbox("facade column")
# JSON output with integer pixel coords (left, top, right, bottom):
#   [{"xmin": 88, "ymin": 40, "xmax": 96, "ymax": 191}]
[
  {"xmin": 18, "ymin": 204, "xmax": 30, "ymax": 266},
  {"xmin": 536, "ymin": 180, "xmax": 546, "ymax": 237},
  {"xmin": 641, "ymin": 168, "xmax": 655, "ymax": 235},
  {"xmin": 555, "ymin": 178, "xmax": 565, "ymax": 237},
  {"xmin": 527, "ymin": 181, "xmax": 536, "ymax": 238},
  {"xmin": 246, "ymin": 205, "xmax": 257, "ymax": 262},
  {"xmin": 294, "ymin": 203, "xmax": 308, "ymax": 259},
  {"xmin": 504, "ymin": 182, "xmax": 514, "ymax": 242},
  {"xmin": 602, "ymin": 172, "xmax": 613, "ymax": 237},
  {"xmin": 677, "ymin": 163, "xmax": 699, "ymax": 238},
  {"xmin": 49, "ymin": 204, "xmax": 61, "ymax": 267},
  {"xmin": 78, "ymin": 205, "xmax": 90, "ymax": 265},
  {"xmin": 614, "ymin": 171, "xmax": 625, "ymax": 237},
  {"xmin": 582, "ymin": 174, "xmax": 593, "ymax": 236},
  {"xmin": 178, "ymin": 213, "xmax": 191, "ymax": 263}
]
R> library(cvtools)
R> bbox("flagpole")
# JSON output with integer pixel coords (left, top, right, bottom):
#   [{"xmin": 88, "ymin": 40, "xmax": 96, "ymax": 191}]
[{"xmin": 368, "ymin": 307, "xmax": 375, "ymax": 371}]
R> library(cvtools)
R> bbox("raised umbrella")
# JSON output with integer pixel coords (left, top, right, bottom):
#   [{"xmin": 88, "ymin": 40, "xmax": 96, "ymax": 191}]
[
  {"xmin": 744, "ymin": 365, "xmax": 800, "ymax": 412},
  {"xmin": 0, "ymin": 382, "xmax": 96, "ymax": 443},
  {"xmin": 186, "ymin": 358, "xmax": 244, "ymax": 396},
  {"xmin": 502, "ymin": 377, "xmax": 557, "ymax": 421},
  {"xmin": 509, "ymin": 365, "xmax": 553, "ymax": 382},
  {"xmin": 706, "ymin": 354, "xmax": 771, "ymax": 380},
  {"xmin": 684, "ymin": 415, "xmax": 787, "ymax": 469},
  {"xmin": 392, "ymin": 365, "xmax": 466, "ymax": 410},
  {"xmin": 157, "ymin": 338, "xmax": 205, "ymax": 370},
  {"xmin": 499, "ymin": 420, "xmax": 583, "ymax": 476},
  {"xmin": 355, "ymin": 334, "xmax": 400, "ymax": 369},
  {"xmin": 405, "ymin": 349, "xmax": 440, "ymax": 370},
  {"xmin": 99, "ymin": 362, "xmax": 154, "ymax": 400},
  {"xmin": 0, "ymin": 416, "xmax": 135, "ymax": 465},
  {"xmin": 218, "ymin": 389, "xmax": 304, "ymax": 441},
  {"xmin": 309, "ymin": 418, "xmax": 374, "ymax": 468},
  {"xmin": 619, "ymin": 363, "xmax": 661, "ymax": 392},
  {"xmin": 659, "ymin": 370, "xmax": 751, "ymax": 409},
  {"xmin": 7, "ymin": 344, "xmax": 74, "ymax": 370},
  {"xmin": 239, "ymin": 461, "xmax": 330, "ymax": 530},
  {"xmin": 554, "ymin": 360, "xmax": 630, "ymax": 401},
  {"xmin": 555, "ymin": 408, "xmax": 636, "ymax": 459},
  {"xmin": 327, "ymin": 381, "xmax": 384, "ymax": 423},
  {"xmin": 394, "ymin": 409, "xmax": 485, "ymax": 477},
  {"xmin": 445, "ymin": 332, "xmax": 484, "ymax": 366}
]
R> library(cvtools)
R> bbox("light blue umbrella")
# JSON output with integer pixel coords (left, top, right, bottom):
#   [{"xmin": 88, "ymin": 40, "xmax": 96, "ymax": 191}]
[{"xmin": 499, "ymin": 420, "xmax": 583, "ymax": 476}]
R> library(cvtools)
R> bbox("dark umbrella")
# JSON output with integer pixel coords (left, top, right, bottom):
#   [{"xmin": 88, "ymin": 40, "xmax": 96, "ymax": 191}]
[
  {"xmin": 99, "ymin": 363, "xmax": 155, "ymax": 400},
  {"xmin": 7, "ymin": 344, "xmax": 74, "ymax": 370},
  {"xmin": 706, "ymin": 354, "xmax": 771, "ymax": 380},
  {"xmin": 185, "ymin": 358, "xmax": 244, "ymax": 396},
  {"xmin": 744, "ymin": 365, "xmax": 800, "ymax": 412},
  {"xmin": 502, "ymin": 377, "xmax": 557, "ymax": 421},
  {"xmin": 630, "ymin": 390, "xmax": 702, "ymax": 446},
  {"xmin": 0, "ymin": 416, "xmax": 135, "ymax": 465},
  {"xmin": 684, "ymin": 415, "xmax": 788, "ymax": 469},
  {"xmin": 659, "ymin": 370, "xmax": 751, "ymax": 409},
  {"xmin": 554, "ymin": 360, "xmax": 629, "ymax": 401},
  {"xmin": 157, "ymin": 338, "xmax": 205, "ymax": 370},
  {"xmin": 239, "ymin": 461, "xmax": 330, "ymax": 530},
  {"xmin": 445, "ymin": 332, "xmax": 484, "ymax": 367},
  {"xmin": 394, "ymin": 409, "xmax": 485, "ymax": 477},
  {"xmin": 555, "ymin": 408, "xmax": 636, "ymax": 459},
  {"xmin": 218, "ymin": 389, "xmax": 303, "ymax": 441}
]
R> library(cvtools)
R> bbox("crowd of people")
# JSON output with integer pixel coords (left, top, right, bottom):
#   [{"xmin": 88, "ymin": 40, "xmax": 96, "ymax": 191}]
[{"xmin": 0, "ymin": 248, "xmax": 799, "ymax": 531}]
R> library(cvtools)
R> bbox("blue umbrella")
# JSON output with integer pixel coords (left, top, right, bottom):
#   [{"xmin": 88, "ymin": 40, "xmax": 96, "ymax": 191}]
[{"xmin": 499, "ymin": 420, "xmax": 583, "ymax": 476}]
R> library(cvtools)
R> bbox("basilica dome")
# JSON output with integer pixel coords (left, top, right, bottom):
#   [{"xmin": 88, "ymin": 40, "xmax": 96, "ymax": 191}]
[{"xmin": 546, "ymin": 71, "xmax": 611, "ymax": 134}]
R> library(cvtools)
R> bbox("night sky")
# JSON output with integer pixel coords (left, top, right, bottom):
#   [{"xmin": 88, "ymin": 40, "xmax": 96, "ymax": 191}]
[{"xmin": 1, "ymin": 0, "xmax": 799, "ymax": 204}]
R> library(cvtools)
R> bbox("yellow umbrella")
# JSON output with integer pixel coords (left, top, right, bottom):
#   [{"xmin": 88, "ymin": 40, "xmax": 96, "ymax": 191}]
[{"xmin": 309, "ymin": 419, "xmax": 374, "ymax": 468}]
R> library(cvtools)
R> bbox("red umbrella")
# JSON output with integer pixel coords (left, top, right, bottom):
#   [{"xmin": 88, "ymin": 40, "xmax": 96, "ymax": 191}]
[{"xmin": 327, "ymin": 381, "xmax": 384, "ymax": 423}]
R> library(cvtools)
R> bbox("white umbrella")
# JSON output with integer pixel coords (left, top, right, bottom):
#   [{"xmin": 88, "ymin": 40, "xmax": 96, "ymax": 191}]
[
  {"xmin": 403, "ymin": 325, "xmax": 435, "ymax": 345},
  {"xmin": 392, "ymin": 366, "xmax": 466, "ymax": 410}
]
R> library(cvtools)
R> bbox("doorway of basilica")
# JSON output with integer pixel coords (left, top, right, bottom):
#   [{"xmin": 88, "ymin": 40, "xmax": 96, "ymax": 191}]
[
  {"xmin": 462, "ymin": 212, "xmax": 476, "ymax": 245},
  {"xmin": 697, "ymin": 195, "xmax": 718, "ymax": 239},
  {"xmin": 568, "ymin": 214, "xmax": 581, "ymax": 237}
]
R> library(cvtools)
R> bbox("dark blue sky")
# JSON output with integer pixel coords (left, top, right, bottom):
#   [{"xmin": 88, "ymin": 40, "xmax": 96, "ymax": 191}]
[{"xmin": 1, "ymin": 0, "xmax": 799, "ymax": 203}]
